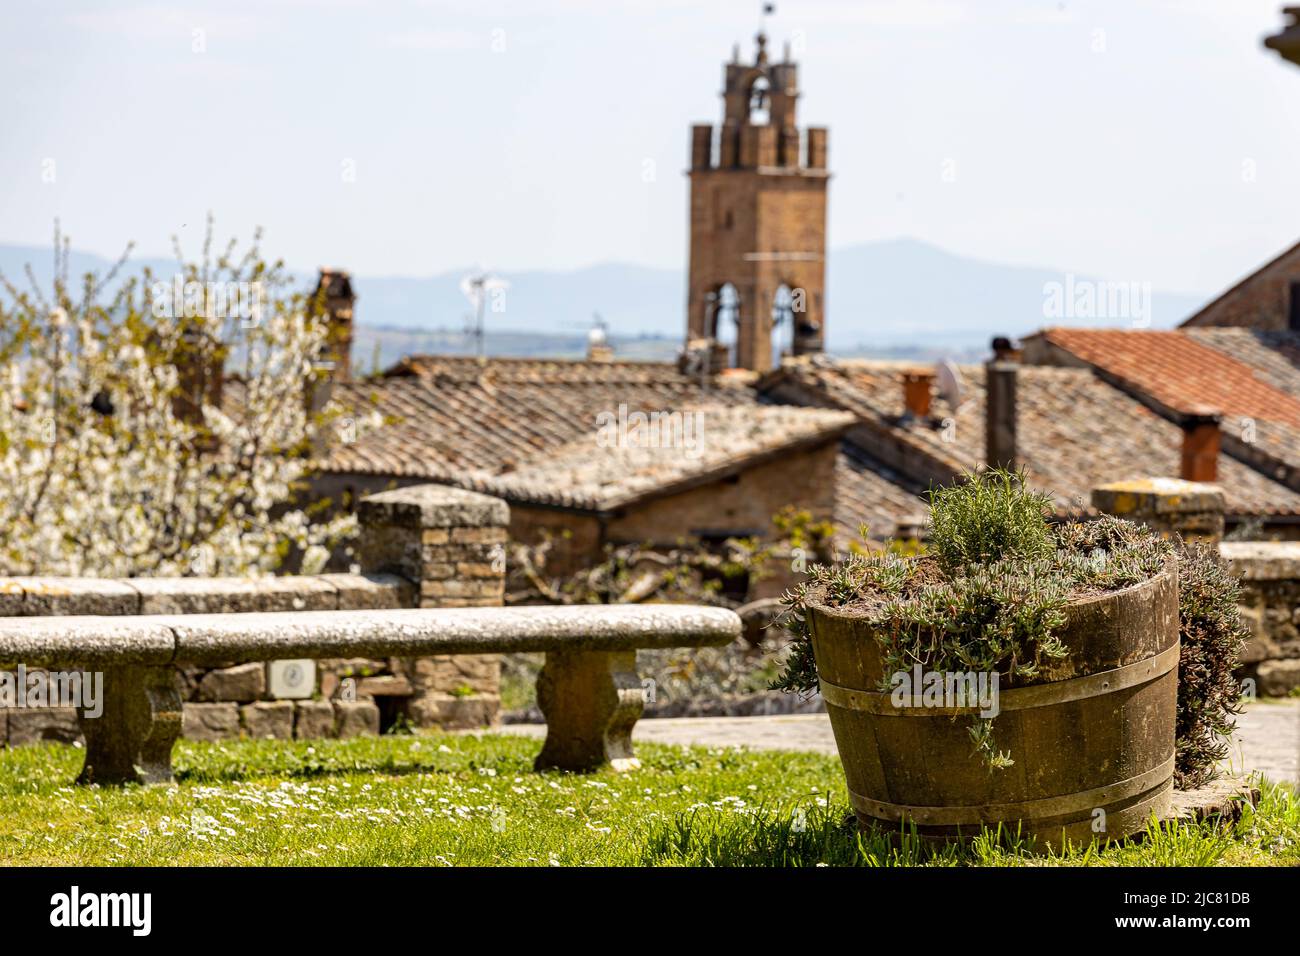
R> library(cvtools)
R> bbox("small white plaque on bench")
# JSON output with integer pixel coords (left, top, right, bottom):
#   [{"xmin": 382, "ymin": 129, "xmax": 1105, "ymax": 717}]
[{"xmin": 268, "ymin": 660, "xmax": 316, "ymax": 699}]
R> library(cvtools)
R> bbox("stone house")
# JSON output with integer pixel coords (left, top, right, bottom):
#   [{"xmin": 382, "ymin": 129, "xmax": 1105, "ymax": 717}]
[
  {"xmin": 312, "ymin": 357, "xmax": 854, "ymax": 575},
  {"xmin": 760, "ymin": 354, "xmax": 1300, "ymax": 539},
  {"xmin": 1019, "ymin": 327, "xmax": 1300, "ymax": 531}
]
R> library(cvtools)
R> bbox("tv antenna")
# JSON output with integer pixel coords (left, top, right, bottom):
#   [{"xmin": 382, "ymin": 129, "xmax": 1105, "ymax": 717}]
[{"xmin": 458, "ymin": 268, "xmax": 509, "ymax": 360}]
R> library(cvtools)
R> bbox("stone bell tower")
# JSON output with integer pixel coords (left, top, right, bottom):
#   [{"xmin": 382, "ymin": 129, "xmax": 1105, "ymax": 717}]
[{"xmin": 686, "ymin": 30, "xmax": 829, "ymax": 372}]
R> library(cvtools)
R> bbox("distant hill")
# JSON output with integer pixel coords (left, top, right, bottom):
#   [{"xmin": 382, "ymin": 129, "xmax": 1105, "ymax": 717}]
[{"xmin": 0, "ymin": 238, "xmax": 1207, "ymax": 354}]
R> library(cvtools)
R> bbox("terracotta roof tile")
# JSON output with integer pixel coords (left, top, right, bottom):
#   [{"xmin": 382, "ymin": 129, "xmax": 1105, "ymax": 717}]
[
  {"xmin": 1039, "ymin": 327, "xmax": 1300, "ymax": 428},
  {"xmin": 1182, "ymin": 328, "xmax": 1300, "ymax": 401}
]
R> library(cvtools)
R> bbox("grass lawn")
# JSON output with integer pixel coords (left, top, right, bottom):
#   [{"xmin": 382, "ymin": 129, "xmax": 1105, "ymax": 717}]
[{"xmin": 0, "ymin": 734, "xmax": 1295, "ymax": 866}]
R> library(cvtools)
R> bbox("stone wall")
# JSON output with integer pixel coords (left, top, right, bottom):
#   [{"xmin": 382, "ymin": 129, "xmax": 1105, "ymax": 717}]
[
  {"xmin": 1221, "ymin": 542, "xmax": 1300, "ymax": 696},
  {"xmin": 0, "ymin": 484, "xmax": 509, "ymax": 746},
  {"xmin": 1092, "ymin": 478, "xmax": 1300, "ymax": 695}
]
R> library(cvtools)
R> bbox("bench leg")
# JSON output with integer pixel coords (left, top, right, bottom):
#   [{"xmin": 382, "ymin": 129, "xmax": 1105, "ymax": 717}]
[
  {"xmin": 77, "ymin": 665, "xmax": 182, "ymax": 786},
  {"xmin": 534, "ymin": 649, "xmax": 643, "ymax": 772}
]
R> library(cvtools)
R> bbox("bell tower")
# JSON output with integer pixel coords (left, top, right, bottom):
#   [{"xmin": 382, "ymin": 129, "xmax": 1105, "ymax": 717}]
[{"xmin": 686, "ymin": 30, "xmax": 829, "ymax": 372}]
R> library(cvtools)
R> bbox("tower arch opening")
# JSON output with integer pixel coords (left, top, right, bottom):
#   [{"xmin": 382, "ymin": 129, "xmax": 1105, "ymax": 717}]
[
  {"xmin": 747, "ymin": 75, "xmax": 771, "ymax": 125},
  {"xmin": 771, "ymin": 283, "xmax": 794, "ymax": 365},
  {"xmin": 707, "ymin": 282, "xmax": 741, "ymax": 368}
]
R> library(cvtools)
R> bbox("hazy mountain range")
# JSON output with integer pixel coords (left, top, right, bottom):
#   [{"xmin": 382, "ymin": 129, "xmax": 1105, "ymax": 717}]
[{"xmin": 0, "ymin": 238, "xmax": 1207, "ymax": 360}]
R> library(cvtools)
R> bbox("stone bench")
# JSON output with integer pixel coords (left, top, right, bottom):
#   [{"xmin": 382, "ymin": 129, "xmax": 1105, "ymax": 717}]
[{"xmin": 0, "ymin": 604, "xmax": 739, "ymax": 785}]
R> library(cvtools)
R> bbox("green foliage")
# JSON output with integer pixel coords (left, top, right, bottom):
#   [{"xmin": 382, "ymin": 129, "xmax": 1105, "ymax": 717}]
[
  {"xmin": 771, "ymin": 505, "xmax": 835, "ymax": 555},
  {"xmin": 1175, "ymin": 544, "xmax": 1248, "ymax": 789},
  {"xmin": 0, "ymin": 735, "xmax": 1291, "ymax": 866},
  {"xmin": 640, "ymin": 777, "xmax": 1297, "ymax": 867},
  {"xmin": 926, "ymin": 468, "xmax": 1054, "ymax": 574}
]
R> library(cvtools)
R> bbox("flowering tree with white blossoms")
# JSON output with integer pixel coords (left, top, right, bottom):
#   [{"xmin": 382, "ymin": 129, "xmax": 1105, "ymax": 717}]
[{"xmin": 0, "ymin": 220, "xmax": 355, "ymax": 577}]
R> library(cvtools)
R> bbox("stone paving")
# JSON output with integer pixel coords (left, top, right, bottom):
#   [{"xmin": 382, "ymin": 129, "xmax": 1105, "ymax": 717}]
[{"xmin": 500, "ymin": 698, "xmax": 1300, "ymax": 786}]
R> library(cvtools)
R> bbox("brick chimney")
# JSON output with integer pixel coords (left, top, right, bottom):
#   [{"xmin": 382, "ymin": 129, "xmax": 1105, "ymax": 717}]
[
  {"xmin": 901, "ymin": 369, "xmax": 934, "ymax": 420},
  {"xmin": 312, "ymin": 269, "xmax": 355, "ymax": 384},
  {"xmin": 985, "ymin": 340, "xmax": 1018, "ymax": 471},
  {"xmin": 306, "ymin": 269, "xmax": 356, "ymax": 450},
  {"xmin": 1179, "ymin": 406, "xmax": 1222, "ymax": 483},
  {"xmin": 156, "ymin": 322, "xmax": 224, "ymax": 447}
]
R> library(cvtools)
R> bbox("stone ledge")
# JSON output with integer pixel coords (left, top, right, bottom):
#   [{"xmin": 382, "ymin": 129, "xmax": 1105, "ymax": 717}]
[
  {"xmin": 1092, "ymin": 478, "xmax": 1226, "ymax": 515},
  {"xmin": 1168, "ymin": 774, "xmax": 1261, "ymax": 825},
  {"xmin": 318, "ymin": 572, "xmax": 415, "ymax": 609},
  {"xmin": 132, "ymin": 575, "xmax": 338, "ymax": 614},
  {"xmin": 358, "ymin": 483, "xmax": 509, "ymax": 530},
  {"xmin": 0, "ymin": 573, "xmax": 412, "ymax": 617},
  {"xmin": 1220, "ymin": 541, "xmax": 1300, "ymax": 581},
  {"xmin": 3, "ymin": 577, "xmax": 140, "ymax": 617}
]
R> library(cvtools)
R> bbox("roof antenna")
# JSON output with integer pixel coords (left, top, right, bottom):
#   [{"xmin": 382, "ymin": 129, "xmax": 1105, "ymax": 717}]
[{"xmin": 458, "ymin": 268, "xmax": 509, "ymax": 362}]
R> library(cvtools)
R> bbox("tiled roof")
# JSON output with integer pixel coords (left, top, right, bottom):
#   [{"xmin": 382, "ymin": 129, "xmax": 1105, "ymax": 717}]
[
  {"xmin": 1036, "ymin": 328, "xmax": 1300, "ymax": 428},
  {"xmin": 834, "ymin": 444, "xmax": 928, "ymax": 541},
  {"xmin": 448, "ymin": 404, "xmax": 854, "ymax": 511},
  {"xmin": 385, "ymin": 355, "xmax": 692, "ymax": 386},
  {"xmin": 765, "ymin": 358, "xmax": 1300, "ymax": 518},
  {"xmin": 323, "ymin": 359, "xmax": 852, "ymax": 512},
  {"xmin": 1182, "ymin": 328, "xmax": 1300, "ymax": 401},
  {"xmin": 328, "ymin": 364, "xmax": 759, "ymax": 479},
  {"xmin": 1034, "ymin": 327, "xmax": 1300, "ymax": 484}
]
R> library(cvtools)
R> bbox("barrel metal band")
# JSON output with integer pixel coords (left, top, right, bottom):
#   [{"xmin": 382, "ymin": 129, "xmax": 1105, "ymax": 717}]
[
  {"xmin": 847, "ymin": 756, "xmax": 1175, "ymax": 826},
  {"xmin": 819, "ymin": 642, "xmax": 1179, "ymax": 716}
]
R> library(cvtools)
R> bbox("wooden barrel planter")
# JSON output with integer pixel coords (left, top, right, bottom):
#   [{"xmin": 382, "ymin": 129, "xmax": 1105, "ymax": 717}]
[{"xmin": 808, "ymin": 562, "xmax": 1179, "ymax": 849}]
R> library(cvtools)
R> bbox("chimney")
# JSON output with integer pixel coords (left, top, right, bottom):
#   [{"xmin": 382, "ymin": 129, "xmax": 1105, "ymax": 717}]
[
  {"xmin": 1179, "ymin": 406, "xmax": 1222, "ymax": 483},
  {"xmin": 313, "ymin": 269, "xmax": 355, "ymax": 384},
  {"xmin": 985, "ymin": 339, "xmax": 1018, "ymax": 471},
  {"xmin": 901, "ymin": 369, "xmax": 934, "ymax": 420},
  {"xmin": 306, "ymin": 269, "xmax": 355, "ymax": 451},
  {"xmin": 162, "ymin": 322, "xmax": 224, "ymax": 449},
  {"xmin": 991, "ymin": 336, "xmax": 1022, "ymax": 363}
]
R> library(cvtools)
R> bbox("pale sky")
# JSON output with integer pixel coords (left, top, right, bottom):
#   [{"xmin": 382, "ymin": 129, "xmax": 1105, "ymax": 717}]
[{"xmin": 4, "ymin": 0, "xmax": 1300, "ymax": 294}]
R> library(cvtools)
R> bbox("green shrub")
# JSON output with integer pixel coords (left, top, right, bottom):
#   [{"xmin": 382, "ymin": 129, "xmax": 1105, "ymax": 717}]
[
  {"xmin": 926, "ymin": 468, "xmax": 1054, "ymax": 573},
  {"xmin": 1174, "ymin": 544, "xmax": 1247, "ymax": 788}
]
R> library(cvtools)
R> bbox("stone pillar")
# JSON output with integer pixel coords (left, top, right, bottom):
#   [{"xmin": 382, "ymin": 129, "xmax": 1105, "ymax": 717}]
[
  {"xmin": 355, "ymin": 484, "xmax": 508, "ymax": 729},
  {"xmin": 1091, "ymin": 478, "xmax": 1226, "ymax": 547},
  {"xmin": 1220, "ymin": 541, "xmax": 1300, "ymax": 696}
]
